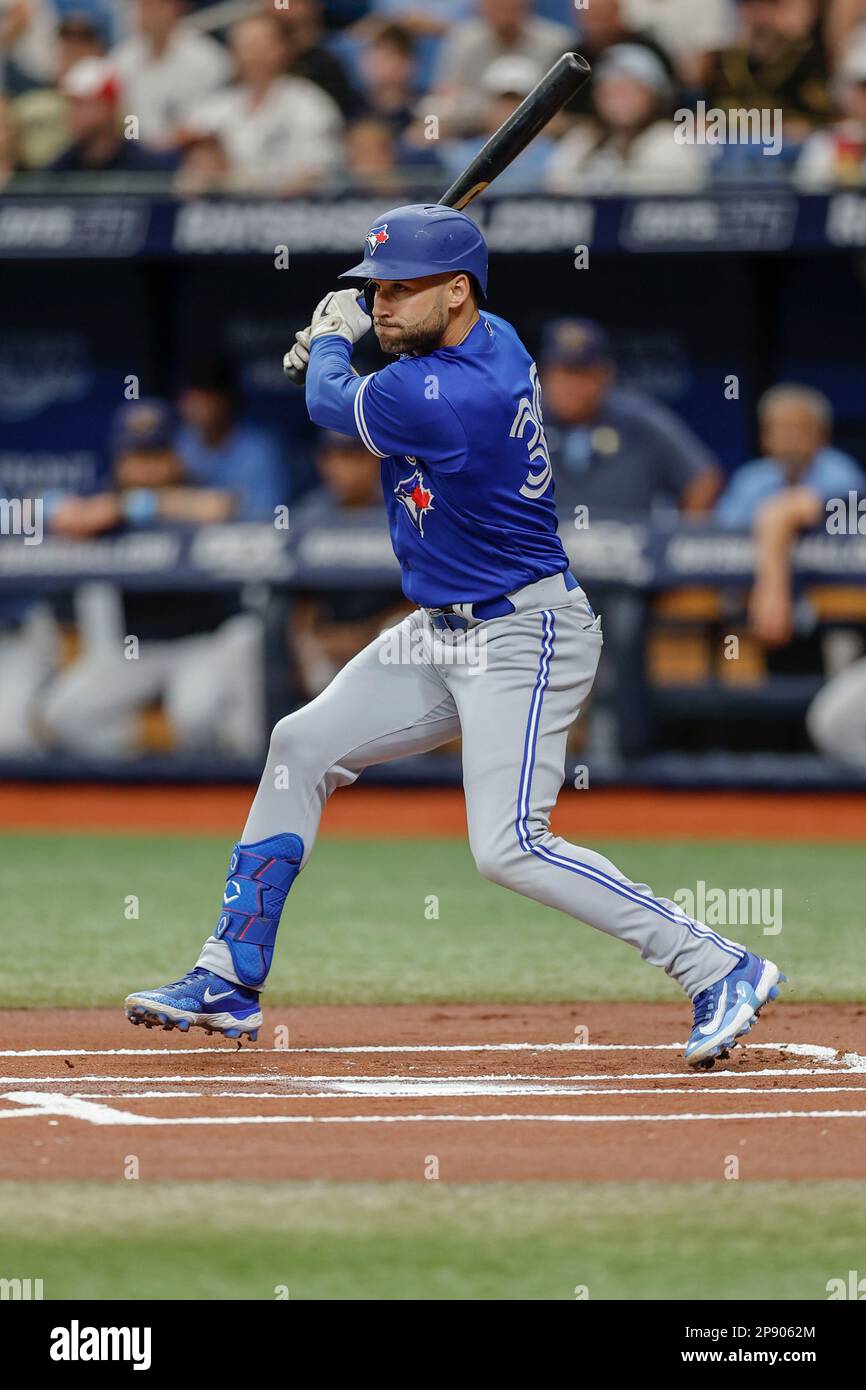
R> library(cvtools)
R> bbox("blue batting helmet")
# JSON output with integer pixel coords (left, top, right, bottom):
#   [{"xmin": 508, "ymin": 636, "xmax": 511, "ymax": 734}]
[{"xmin": 339, "ymin": 204, "xmax": 488, "ymax": 299}]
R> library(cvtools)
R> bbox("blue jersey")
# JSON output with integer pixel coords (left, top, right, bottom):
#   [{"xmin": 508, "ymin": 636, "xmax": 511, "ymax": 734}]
[{"xmin": 305, "ymin": 312, "xmax": 569, "ymax": 607}]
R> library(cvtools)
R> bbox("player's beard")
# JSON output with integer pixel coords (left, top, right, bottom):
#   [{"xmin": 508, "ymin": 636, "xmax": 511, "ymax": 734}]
[{"xmin": 375, "ymin": 301, "xmax": 449, "ymax": 357}]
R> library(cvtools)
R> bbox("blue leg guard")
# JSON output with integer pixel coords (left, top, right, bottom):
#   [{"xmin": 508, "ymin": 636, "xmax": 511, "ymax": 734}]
[{"xmin": 213, "ymin": 833, "xmax": 304, "ymax": 989}]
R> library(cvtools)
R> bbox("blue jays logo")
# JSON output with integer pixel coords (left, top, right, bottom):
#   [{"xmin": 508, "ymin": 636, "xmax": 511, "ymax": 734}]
[
  {"xmin": 394, "ymin": 465, "xmax": 434, "ymax": 536},
  {"xmin": 366, "ymin": 224, "xmax": 389, "ymax": 255}
]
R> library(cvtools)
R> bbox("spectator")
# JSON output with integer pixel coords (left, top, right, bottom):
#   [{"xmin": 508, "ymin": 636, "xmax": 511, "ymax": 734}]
[
  {"xmin": 715, "ymin": 385, "xmax": 864, "ymax": 534},
  {"xmin": 441, "ymin": 55, "xmax": 557, "ymax": 192},
  {"xmin": 176, "ymin": 357, "xmax": 288, "ymax": 522},
  {"xmin": 730, "ymin": 454, "xmax": 866, "ymax": 766},
  {"xmin": 49, "ymin": 399, "xmax": 240, "ymax": 537},
  {"xmin": 706, "ymin": 0, "xmax": 830, "ymax": 148},
  {"xmin": 173, "ymin": 126, "xmax": 230, "ymax": 194},
  {"xmin": 343, "ymin": 115, "xmax": 408, "ymax": 194},
  {"xmin": 797, "ymin": 37, "xmax": 866, "ymax": 188},
  {"xmin": 275, "ymin": 0, "xmax": 364, "ymax": 120},
  {"xmin": 827, "ymin": 0, "xmax": 866, "ymax": 63},
  {"xmin": 12, "ymin": 10, "xmax": 109, "ymax": 168},
  {"xmin": 42, "ymin": 400, "xmax": 265, "ymax": 757},
  {"xmin": 358, "ymin": 21, "xmax": 418, "ymax": 136},
  {"xmin": 622, "ymin": 0, "xmax": 734, "ymax": 86},
  {"xmin": 423, "ymin": 0, "xmax": 572, "ymax": 137},
  {"xmin": 545, "ymin": 44, "xmax": 705, "ymax": 193},
  {"xmin": 541, "ymin": 318, "xmax": 723, "ymax": 517},
  {"xmin": 0, "ymin": 92, "xmax": 24, "ymax": 185},
  {"xmin": 50, "ymin": 57, "xmax": 178, "ymax": 172},
  {"xmin": 110, "ymin": 0, "xmax": 231, "ymax": 147},
  {"xmin": 186, "ymin": 13, "xmax": 343, "ymax": 192},
  {"xmin": 807, "ymin": 628, "xmax": 866, "ymax": 766},
  {"xmin": 0, "ymin": 0, "xmax": 57, "ymax": 92},
  {"xmin": 0, "ymin": 486, "xmax": 59, "ymax": 756},
  {"xmin": 350, "ymin": 0, "xmax": 473, "ymax": 97},
  {"xmin": 567, "ymin": 0, "xmax": 676, "ymax": 117},
  {"xmin": 291, "ymin": 431, "xmax": 408, "ymax": 697}
]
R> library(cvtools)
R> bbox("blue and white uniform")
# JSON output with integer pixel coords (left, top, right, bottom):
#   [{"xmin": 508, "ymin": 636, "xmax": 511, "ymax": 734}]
[
  {"xmin": 192, "ymin": 308, "xmax": 748, "ymax": 1008},
  {"xmin": 128, "ymin": 204, "xmax": 775, "ymax": 1064},
  {"xmin": 306, "ymin": 312, "xmax": 567, "ymax": 607}
]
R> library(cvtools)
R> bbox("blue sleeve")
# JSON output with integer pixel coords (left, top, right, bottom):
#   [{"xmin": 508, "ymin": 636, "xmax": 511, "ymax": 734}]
[
  {"xmin": 306, "ymin": 335, "xmax": 466, "ymax": 468},
  {"xmin": 714, "ymin": 469, "xmax": 764, "ymax": 528},
  {"xmin": 812, "ymin": 455, "xmax": 866, "ymax": 502}
]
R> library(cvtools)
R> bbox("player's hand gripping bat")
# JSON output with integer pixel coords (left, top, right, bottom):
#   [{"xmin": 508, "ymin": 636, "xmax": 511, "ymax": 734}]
[{"xmin": 284, "ymin": 51, "xmax": 592, "ymax": 386}]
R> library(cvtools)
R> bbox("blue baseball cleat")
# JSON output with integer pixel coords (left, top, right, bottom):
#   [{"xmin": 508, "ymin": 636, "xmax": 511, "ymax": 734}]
[
  {"xmin": 125, "ymin": 968, "xmax": 262, "ymax": 1040},
  {"xmin": 685, "ymin": 952, "xmax": 786, "ymax": 1069}
]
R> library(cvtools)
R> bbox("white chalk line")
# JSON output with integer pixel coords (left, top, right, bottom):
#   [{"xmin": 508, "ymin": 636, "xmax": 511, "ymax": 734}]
[
  {"xmin": 65, "ymin": 1085, "xmax": 866, "ymax": 1100},
  {"xmin": 2, "ymin": 1092, "xmax": 866, "ymax": 1128},
  {"xmin": 0, "ymin": 1066, "xmax": 859, "ymax": 1086},
  {"xmin": 1, "ymin": 1040, "xmax": 863, "ymax": 1128},
  {"xmin": 0, "ymin": 1041, "xmax": 851, "ymax": 1058}
]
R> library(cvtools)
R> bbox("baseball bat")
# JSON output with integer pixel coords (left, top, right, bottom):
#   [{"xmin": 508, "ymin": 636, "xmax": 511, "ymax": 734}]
[{"xmin": 285, "ymin": 51, "xmax": 592, "ymax": 386}]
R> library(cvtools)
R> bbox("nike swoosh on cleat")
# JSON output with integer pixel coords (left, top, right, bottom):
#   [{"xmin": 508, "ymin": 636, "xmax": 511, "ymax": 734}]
[
  {"xmin": 203, "ymin": 987, "xmax": 235, "ymax": 1003},
  {"xmin": 698, "ymin": 982, "xmax": 728, "ymax": 1035}
]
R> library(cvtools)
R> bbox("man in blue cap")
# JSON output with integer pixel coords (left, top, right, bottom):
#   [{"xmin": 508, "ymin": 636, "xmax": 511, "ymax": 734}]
[
  {"xmin": 541, "ymin": 317, "xmax": 722, "ymax": 519},
  {"xmin": 42, "ymin": 399, "xmax": 265, "ymax": 758}
]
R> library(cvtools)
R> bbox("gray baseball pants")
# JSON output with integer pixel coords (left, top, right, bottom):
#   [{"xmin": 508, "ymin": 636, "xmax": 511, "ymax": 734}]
[{"xmin": 199, "ymin": 571, "xmax": 745, "ymax": 996}]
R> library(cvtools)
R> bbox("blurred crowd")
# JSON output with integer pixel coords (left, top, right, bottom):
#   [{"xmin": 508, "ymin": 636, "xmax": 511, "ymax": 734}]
[
  {"xmin": 2, "ymin": 315, "xmax": 865, "ymax": 767},
  {"xmin": 2, "ymin": 0, "xmax": 866, "ymax": 192}
]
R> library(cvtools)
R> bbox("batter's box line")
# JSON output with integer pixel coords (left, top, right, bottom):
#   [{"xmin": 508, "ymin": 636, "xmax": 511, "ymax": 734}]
[
  {"xmin": 2, "ymin": 1092, "xmax": 866, "ymax": 1127},
  {"xmin": 0, "ymin": 1065, "xmax": 860, "ymax": 1086},
  {"xmin": 63, "ymin": 1084, "xmax": 866, "ymax": 1100},
  {"xmin": 1, "ymin": 1042, "xmax": 863, "ymax": 1070}
]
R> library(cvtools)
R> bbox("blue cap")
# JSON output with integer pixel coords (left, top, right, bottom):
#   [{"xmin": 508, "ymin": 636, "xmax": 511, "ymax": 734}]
[
  {"xmin": 56, "ymin": 2, "xmax": 112, "ymax": 42},
  {"xmin": 542, "ymin": 318, "xmax": 611, "ymax": 368},
  {"xmin": 339, "ymin": 203, "xmax": 488, "ymax": 297},
  {"xmin": 112, "ymin": 399, "xmax": 175, "ymax": 456}
]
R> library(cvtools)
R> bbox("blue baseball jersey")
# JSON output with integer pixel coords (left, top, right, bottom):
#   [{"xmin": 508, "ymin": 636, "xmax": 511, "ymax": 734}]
[{"xmin": 305, "ymin": 311, "xmax": 569, "ymax": 607}]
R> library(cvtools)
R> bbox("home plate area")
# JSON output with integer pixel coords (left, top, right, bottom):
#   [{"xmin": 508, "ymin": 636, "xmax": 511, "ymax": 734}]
[{"xmin": 1, "ymin": 1003, "xmax": 865, "ymax": 1182}]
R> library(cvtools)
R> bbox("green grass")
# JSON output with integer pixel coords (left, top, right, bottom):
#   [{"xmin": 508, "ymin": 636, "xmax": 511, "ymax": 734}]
[
  {"xmin": 5, "ymin": 832, "xmax": 863, "ymax": 1007},
  {"xmin": 0, "ymin": 1181, "xmax": 863, "ymax": 1300}
]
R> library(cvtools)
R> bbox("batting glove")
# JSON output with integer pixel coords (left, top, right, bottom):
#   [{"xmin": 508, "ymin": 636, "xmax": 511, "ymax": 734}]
[
  {"xmin": 283, "ymin": 324, "xmax": 312, "ymax": 377},
  {"xmin": 309, "ymin": 288, "xmax": 371, "ymax": 346}
]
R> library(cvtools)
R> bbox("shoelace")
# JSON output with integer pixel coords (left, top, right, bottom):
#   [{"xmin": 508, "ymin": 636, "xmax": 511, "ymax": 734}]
[
  {"xmin": 692, "ymin": 982, "xmax": 722, "ymax": 1026},
  {"xmin": 165, "ymin": 968, "xmax": 205, "ymax": 993}
]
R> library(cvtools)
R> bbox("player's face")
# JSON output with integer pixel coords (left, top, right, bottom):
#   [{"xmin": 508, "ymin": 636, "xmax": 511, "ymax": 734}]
[{"xmin": 368, "ymin": 273, "xmax": 468, "ymax": 356}]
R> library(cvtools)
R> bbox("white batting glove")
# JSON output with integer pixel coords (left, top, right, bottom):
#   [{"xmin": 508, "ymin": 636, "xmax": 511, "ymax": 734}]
[
  {"xmin": 309, "ymin": 287, "xmax": 371, "ymax": 346},
  {"xmin": 283, "ymin": 324, "xmax": 312, "ymax": 376}
]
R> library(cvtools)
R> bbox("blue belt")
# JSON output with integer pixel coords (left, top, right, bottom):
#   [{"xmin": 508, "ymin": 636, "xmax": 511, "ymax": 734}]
[{"xmin": 427, "ymin": 570, "xmax": 579, "ymax": 633}]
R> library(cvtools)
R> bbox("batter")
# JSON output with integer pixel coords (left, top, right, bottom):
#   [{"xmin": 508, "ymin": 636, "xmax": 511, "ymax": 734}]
[{"xmin": 125, "ymin": 204, "xmax": 785, "ymax": 1068}]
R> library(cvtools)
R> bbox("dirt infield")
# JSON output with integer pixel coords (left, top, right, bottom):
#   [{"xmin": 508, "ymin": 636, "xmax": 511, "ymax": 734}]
[
  {"xmin": 2, "ymin": 1003, "xmax": 864, "ymax": 1183},
  {"xmin": 4, "ymin": 784, "xmax": 866, "ymax": 840}
]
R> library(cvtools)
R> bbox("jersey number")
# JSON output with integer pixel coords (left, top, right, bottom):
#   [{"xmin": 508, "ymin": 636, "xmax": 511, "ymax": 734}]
[{"xmin": 510, "ymin": 363, "xmax": 552, "ymax": 500}]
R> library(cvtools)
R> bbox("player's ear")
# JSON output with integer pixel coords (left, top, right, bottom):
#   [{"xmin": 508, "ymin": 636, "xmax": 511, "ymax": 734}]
[{"xmin": 449, "ymin": 273, "xmax": 471, "ymax": 308}]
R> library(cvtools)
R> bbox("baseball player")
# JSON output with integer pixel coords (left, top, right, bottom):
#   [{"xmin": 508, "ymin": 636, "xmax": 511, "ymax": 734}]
[{"xmin": 126, "ymin": 204, "xmax": 785, "ymax": 1068}]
